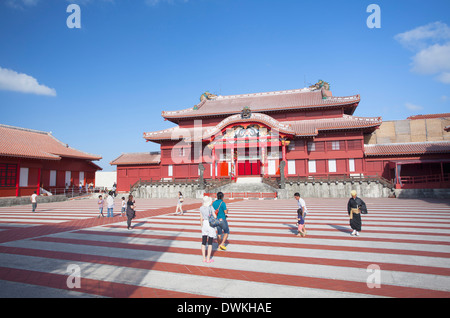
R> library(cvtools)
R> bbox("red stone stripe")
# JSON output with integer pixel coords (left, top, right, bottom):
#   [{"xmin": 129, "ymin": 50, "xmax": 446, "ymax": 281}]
[
  {"xmin": 0, "ymin": 265, "xmax": 207, "ymax": 298},
  {"xmin": 32, "ymin": 235, "xmax": 450, "ymax": 276},
  {"xmin": 0, "ymin": 245, "xmax": 448, "ymax": 298},
  {"xmin": 104, "ymin": 224, "xmax": 450, "ymax": 247},
  {"xmin": 76, "ymin": 229, "xmax": 450, "ymax": 259},
  {"xmin": 141, "ymin": 218, "xmax": 450, "ymax": 236}
]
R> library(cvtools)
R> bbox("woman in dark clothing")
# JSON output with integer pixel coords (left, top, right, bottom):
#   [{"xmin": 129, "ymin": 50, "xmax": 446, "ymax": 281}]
[
  {"xmin": 126, "ymin": 194, "xmax": 136, "ymax": 230},
  {"xmin": 347, "ymin": 190, "xmax": 367, "ymax": 236}
]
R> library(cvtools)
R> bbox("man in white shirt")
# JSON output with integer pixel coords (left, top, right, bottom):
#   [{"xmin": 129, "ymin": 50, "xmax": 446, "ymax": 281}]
[
  {"xmin": 294, "ymin": 192, "xmax": 308, "ymax": 215},
  {"xmin": 294, "ymin": 192, "xmax": 308, "ymax": 235},
  {"xmin": 31, "ymin": 191, "xmax": 38, "ymax": 212},
  {"xmin": 106, "ymin": 191, "xmax": 115, "ymax": 217}
]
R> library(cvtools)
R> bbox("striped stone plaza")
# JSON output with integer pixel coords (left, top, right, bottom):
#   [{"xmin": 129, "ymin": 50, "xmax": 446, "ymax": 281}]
[{"xmin": 0, "ymin": 197, "xmax": 449, "ymax": 298}]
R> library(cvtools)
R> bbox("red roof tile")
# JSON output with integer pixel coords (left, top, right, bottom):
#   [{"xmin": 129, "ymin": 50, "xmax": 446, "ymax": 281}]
[
  {"xmin": 110, "ymin": 152, "xmax": 161, "ymax": 165},
  {"xmin": 407, "ymin": 113, "xmax": 450, "ymax": 120},
  {"xmin": 144, "ymin": 114, "xmax": 382, "ymax": 142},
  {"xmin": 162, "ymin": 88, "xmax": 360, "ymax": 120},
  {"xmin": 364, "ymin": 141, "xmax": 450, "ymax": 156},
  {"xmin": 144, "ymin": 125, "xmax": 211, "ymax": 142},
  {"xmin": 0, "ymin": 124, "xmax": 102, "ymax": 161},
  {"xmin": 286, "ymin": 115, "xmax": 382, "ymax": 136}
]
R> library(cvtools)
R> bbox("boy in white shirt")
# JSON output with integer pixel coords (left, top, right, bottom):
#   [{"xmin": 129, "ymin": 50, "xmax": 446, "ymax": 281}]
[
  {"xmin": 121, "ymin": 197, "xmax": 126, "ymax": 217},
  {"xmin": 294, "ymin": 192, "xmax": 308, "ymax": 236},
  {"xmin": 31, "ymin": 191, "xmax": 38, "ymax": 212}
]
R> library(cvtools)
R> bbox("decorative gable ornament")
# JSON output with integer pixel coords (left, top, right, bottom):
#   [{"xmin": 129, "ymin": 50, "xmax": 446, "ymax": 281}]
[{"xmin": 241, "ymin": 106, "xmax": 252, "ymax": 119}]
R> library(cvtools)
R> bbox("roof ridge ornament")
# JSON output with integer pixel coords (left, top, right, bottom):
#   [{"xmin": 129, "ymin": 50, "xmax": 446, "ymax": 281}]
[
  {"xmin": 309, "ymin": 79, "xmax": 331, "ymax": 91},
  {"xmin": 200, "ymin": 91, "xmax": 218, "ymax": 102},
  {"xmin": 241, "ymin": 105, "xmax": 252, "ymax": 119}
]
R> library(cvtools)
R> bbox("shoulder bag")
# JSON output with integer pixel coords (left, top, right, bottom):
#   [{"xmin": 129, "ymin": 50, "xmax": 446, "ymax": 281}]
[{"xmin": 209, "ymin": 204, "xmax": 221, "ymax": 228}]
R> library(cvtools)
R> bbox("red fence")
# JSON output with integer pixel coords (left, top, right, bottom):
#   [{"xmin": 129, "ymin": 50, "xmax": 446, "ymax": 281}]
[
  {"xmin": 204, "ymin": 192, "xmax": 277, "ymax": 199},
  {"xmin": 399, "ymin": 173, "xmax": 450, "ymax": 189}
]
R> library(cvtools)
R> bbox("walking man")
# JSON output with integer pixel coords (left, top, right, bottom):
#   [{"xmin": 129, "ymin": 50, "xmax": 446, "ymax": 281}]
[
  {"xmin": 31, "ymin": 191, "xmax": 38, "ymax": 212},
  {"xmin": 294, "ymin": 192, "xmax": 308, "ymax": 235}
]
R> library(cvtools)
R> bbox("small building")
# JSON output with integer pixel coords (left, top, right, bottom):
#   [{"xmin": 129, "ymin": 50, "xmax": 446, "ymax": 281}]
[
  {"xmin": 110, "ymin": 152, "xmax": 161, "ymax": 192},
  {"xmin": 0, "ymin": 124, "xmax": 102, "ymax": 197}
]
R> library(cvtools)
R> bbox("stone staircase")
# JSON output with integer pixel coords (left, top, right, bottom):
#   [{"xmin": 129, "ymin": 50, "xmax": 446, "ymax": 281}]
[{"xmin": 207, "ymin": 177, "xmax": 278, "ymax": 199}]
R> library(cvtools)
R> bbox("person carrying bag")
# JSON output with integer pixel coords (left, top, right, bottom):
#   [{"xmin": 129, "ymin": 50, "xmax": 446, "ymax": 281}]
[{"xmin": 209, "ymin": 201, "xmax": 221, "ymax": 228}]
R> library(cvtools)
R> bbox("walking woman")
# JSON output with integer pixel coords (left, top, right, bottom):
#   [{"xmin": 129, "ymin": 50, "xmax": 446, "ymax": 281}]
[
  {"xmin": 199, "ymin": 195, "xmax": 217, "ymax": 263},
  {"xmin": 347, "ymin": 190, "xmax": 367, "ymax": 236},
  {"xmin": 126, "ymin": 194, "xmax": 136, "ymax": 230},
  {"xmin": 175, "ymin": 191, "xmax": 184, "ymax": 215},
  {"xmin": 212, "ymin": 192, "xmax": 229, "ymax": 251}
]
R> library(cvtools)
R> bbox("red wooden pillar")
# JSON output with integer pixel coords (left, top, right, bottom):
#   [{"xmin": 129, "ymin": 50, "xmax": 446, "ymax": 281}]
[
  {"xmin": 234, "ymin": 148, "xmax": 238, "ymax": 180},
  {"xmin": 15, "ymin": 159, "xmax": 21, "ymax": 197},
  {"xmin": 212, "ymin": 147, "xmax": 216, "ymax": 179},
  {"xmin": 281, "ymin": 139, "xmax": 289, "ymax": 178},
  {"xmin": 37, "ymin": 168, "xmax": 41, "ymax": 195}
]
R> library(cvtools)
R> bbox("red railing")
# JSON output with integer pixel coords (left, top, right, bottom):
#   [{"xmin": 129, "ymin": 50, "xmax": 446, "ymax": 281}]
[
  {"xmin": 399, "ymin": 173, "xmax": 450, "ymax": 189},
  {"xmin": 204, "ymin": 192, "xmax": 277, "ymax": 199}
]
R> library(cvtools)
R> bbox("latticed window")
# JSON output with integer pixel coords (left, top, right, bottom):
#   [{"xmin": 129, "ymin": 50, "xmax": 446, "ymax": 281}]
[{"xmin": 0, "ymin": 164, "xmax": 17, "ymax": 187}]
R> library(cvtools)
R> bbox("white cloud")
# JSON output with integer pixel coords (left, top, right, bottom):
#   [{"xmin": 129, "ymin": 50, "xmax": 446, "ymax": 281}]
[
  {"xmin": 145, "ymin": 0, "xmax": 188, "ymax": 6},
  {"xmin": 405, "ymin": 102, "xmax": 423, "ymax": 111},
  {"xmin": 411, "ymin": 43, "xmax": 450, "ymax": 74},
  {"xmin": 5, "ymin": 0, "xmax": 39, "ymax": 9},
  {"xmin": 436, "ymin": 72, "xmax": 450, "ymax": 85},
  {"xmin": 395, "ymin": 21, "xmax": 450, "ymax": 50},
  {"xmin": 395, "ymin": 22, "xmax": 450, "ymax": 85},
  {"xmin": 0, "ymin": 66, "xmax": 56, "ymax": 97}
]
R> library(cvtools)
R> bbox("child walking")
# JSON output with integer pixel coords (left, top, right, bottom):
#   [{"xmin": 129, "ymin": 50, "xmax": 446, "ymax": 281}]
[
  {"xmin": 296, "ymin": 206, "xmax": 306, "ymax": 237},
  {"xmin": 98, "ymin": 195, "xmax": 104, "ymax": 218},
  {"xmin": 121, "ymin": 197, "xmax": 126, "ymax": 217}
]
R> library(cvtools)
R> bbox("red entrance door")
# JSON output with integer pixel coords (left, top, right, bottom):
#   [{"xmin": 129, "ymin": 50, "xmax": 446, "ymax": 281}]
[{"xmin": 238, "ymin": 161, "xmax": 261, "ymax": 176}]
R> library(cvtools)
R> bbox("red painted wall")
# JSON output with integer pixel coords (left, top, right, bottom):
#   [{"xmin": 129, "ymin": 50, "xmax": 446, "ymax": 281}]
[{"xmin": 0, "ymin": 156, "xmax": 100, "ymax": 197}]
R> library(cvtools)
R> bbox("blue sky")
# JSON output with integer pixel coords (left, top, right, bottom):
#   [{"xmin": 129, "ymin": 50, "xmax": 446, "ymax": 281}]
[{"xmin": 0, "ymin": 0, "xmax": 449, "ymax": 171}]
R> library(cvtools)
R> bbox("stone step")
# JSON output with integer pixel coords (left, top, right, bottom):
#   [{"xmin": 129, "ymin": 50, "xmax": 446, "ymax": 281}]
[{"xmin": 211, "ymin": 180, "xmax": 277, "ymax": 194}]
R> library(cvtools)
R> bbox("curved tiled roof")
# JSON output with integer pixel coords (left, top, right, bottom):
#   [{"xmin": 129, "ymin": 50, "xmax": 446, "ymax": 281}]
[
  {"xmin": 144, "ymin": 125, "xmax": 211, "ymax": 142},
  {"xmin": 0, "ymin": 124, "xmax": 102, "ymax": 161},
  {"xmin": 286, "ymin": 115, "xmax": 382, "ymax": 136},
  {"xmin": 407, "ymin": 113, "xmax": 450, "ymax": 120},
  {"xmin": 198, "ymin": 113, "xmax": 296, "ymax": 140},
  {"xmin": 364, "ymin": 141, "xmax": 450, "ymax": 156},
  {"xmin": 162, "ymin": 88, "xmax": 360, "ymax": 120},
  {"xmin": 110, "ymin": 152, "xmax": 161, "ymax": 166},
  {"xmin": 144, "ymin": 114, "xmax": 382, "ymax": 142}
]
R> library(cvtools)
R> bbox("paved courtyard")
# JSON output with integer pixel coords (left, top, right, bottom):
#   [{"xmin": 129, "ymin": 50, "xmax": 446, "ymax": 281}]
[{"xmin": 0, "ymin": 196, "xmax": 449, "ymax": 298}]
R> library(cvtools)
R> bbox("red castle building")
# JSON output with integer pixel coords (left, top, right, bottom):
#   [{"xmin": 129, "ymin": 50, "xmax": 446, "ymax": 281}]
[
  {"xmin": 0, "ymin": 124, "xmax": 102, "ymax": 197},
  {"xmin": 111, "ymin": 83, "xmax": 450, "ymax": 193}
]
